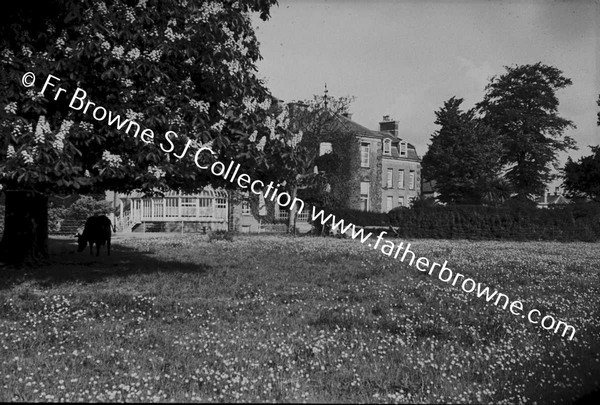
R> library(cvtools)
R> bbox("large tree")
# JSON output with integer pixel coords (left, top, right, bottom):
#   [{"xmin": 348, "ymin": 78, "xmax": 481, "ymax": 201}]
[
  {"xmin": 254, "ymin": 95, "xmax": 353, "ymax": 232},
  {"xmin": 562, "ymin": 95, "xmax": 600, "ymax": 202},
  {"xmin": 422, "ymin": 97, "xmax": 504, "ymax": 205},
  {"xmin": 477, "ymin": 62, "xmax": 576, "ymax": 199},
  {"xmin": 0, "ymin": 0, "xmax": 278, "ymax": 265},
  {"xmin": 563, "ymin": 146, "xmax": 600, "ymax": 202}
]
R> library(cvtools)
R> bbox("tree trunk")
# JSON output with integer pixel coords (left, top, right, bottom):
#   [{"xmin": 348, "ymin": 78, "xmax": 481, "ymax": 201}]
[
  {"xmin": 287, "ymin": 186, "xmax": 298, "ymax": 235},
  {"xmin": 0, "ymin": 190, "xmax": 49, "ymax": 267}
]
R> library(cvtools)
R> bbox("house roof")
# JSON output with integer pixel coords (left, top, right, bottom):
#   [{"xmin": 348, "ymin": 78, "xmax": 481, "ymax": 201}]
[
  {"xmin": 337, "ymin": 115, "xmax": 420, "ymax": 161},
  {"xmin": 535, "ymin": 194, "xmax": 570, "ymax": 205},
  {"xmin": 124, "ymin": 186, "xmax": 228, "ymax": 199}
]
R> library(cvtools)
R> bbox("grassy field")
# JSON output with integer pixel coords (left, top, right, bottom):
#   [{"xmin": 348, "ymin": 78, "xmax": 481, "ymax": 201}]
[{"xmin": 0, "ymin": 234, "xmax": 599, "ymax": 403}]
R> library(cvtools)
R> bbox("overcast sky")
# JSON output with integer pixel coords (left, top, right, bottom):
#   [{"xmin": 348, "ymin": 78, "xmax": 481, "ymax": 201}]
[{"xmin": 252, "ymin": 0, "xmax": 599, "ymax": 190}]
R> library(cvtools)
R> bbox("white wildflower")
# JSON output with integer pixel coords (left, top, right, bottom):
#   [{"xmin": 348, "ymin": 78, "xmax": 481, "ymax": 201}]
[
  {"xmin": 199, "ymin": 1, "xmax": 224, "ymax": 22},
  {"xmin": 22, "ymin": 46, "xmax": 32, "ymax": 57},
  {"xmin": 189, "ymin": 99, "xmax": 209, "ymax": 114},
  {"xmin": 147, "ymin": 166, "xmax": 166, "ymax": 179},
  {"xmin": 257, "ymin": 98, "xmax": 272, "ymax": 111},
  {"xmin": 111, "ymin": 45, "xmax": 125, "ymax": 59},
  {"xmin": 126, "ymin": 48, "xmax": 140, "ymax": 61},
  {"xmin": 21, "ymin": 150, "xmax": 34, "ymax": 165},
  {"xmin": 4, "ymin": 102, "xmax": 17, "ymax": 114},
  {"xmin": 124, "ymin": 7, "xmax": 136, "ymax": 23},
  {"xmin": 210, "ymin": 120, "xmax": 225, "ymax": 132},
  {"xmin": 146, "ymin": 49, "xmax": 162, "ymax": 62},
  {"xmin": 96, "ymin": 2, "xmax": 108, "ymax": 14},
  {"xmin": 256, "ymin": 136, "xmax": 266, "ymax": 152},
  {"xmin": 52, "ymin": 119, "xmax": 73, "ymax": 151},
  {"xmin": 102, "ymin": 151, "xmax": 122, "ymax": 168},
  {"xmin": 34, "ymin": 116, "xmax": 51, "ymax": 144},
  {"xmin": 242, "ymin": 97, "xmax": 257, "ymax": 113}
]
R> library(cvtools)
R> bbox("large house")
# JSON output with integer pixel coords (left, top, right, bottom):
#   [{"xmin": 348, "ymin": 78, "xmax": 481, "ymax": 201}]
[
  {"xmin": 109, "ymin": 114, "xmax": 421, "ymax": 233},
  {"xmin": 347, "ymin": 114, "xmax": 421, "ymax": 212}
]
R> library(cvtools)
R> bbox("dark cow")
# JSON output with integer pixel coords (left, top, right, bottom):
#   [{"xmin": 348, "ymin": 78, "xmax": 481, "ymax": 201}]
[{"xmin": 76, "ymin": 215, "xmax": 113, "ymax": 256}]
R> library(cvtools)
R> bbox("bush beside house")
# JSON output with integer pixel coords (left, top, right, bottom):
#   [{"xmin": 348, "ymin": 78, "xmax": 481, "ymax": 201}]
[{"xmin": 49, "ymin": 196, "xmax": 114, "ymax": 235}]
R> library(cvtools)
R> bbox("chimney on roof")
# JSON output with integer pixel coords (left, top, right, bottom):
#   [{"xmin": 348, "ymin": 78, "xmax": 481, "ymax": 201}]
[
  {"xmin": 341, "ymin": 111, "xmax": 353, "ymax": 120},
  {"xmin": 554, "ymin": 186, "xmax": 560, "ymax": 195},
  {"xmin": 379, "ymin": 115, "xmax": 398, "ymax": 137}
]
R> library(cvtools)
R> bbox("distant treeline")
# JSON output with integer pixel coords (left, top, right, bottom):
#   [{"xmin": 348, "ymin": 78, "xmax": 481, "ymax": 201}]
[{"xmin": 313, "ymin": 203, "xmax": 600, "ymax": 242}]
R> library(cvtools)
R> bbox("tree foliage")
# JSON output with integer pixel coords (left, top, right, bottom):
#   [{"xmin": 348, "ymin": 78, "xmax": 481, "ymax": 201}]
[
  {"xmin": 0, "ymin": 0, "xmax": 278, "ymax": 196},
  {"xmin": 251, "ymin": 95, "xmax": 354, "ymax": 231},
  {"xmin": 477, "ymin": 62, "xmax": 576, "ymax": 198},
  {"xmin": 422, "ymin": 97, "xmax": 504, "ymax": 205},
  {"xmin": 563, "ymin": 96, "xmax": 600, "ymax": 202},
  {"xmin": 0, "ymin": 0, "xmax": 278, "ymax": 265},
  {"xmin": 563, "ymin": 147, "xmax": 600, "ymax": 202}
]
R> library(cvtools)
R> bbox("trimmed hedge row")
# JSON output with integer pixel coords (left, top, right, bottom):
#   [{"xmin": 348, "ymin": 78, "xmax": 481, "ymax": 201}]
[{"xmin": 312, "ymin": 203, "xmax": 600, "ymax": 242}]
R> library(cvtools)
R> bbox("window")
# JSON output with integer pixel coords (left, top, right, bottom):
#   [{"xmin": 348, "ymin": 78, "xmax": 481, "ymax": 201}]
[
  {"xmin": 319, "ymin": 142, "xmax": 332, "ymax": 156},
  {"xmin": 398, "ymin": 169, "xmax": 405, "ymax": 189},
  {"xmin": 409, "ymin": 170, "xmax": 415, "ymax": 190},
  {"xmin": 398, "ymin": 196, "xmax": 404, "ymax": 207},
  {"xmin": 241, "ymin": 200, "xmax": 251, "ymax": 216},
  {"xmin": 360, "ymin": 143, "xmax": 370, "ymax": 167},
  {"xmin": 386, "ymin": 168, "xmax": 393, "ymax": 188},
  {"xmin": 142, "ymin": 199, "xmax": 151, "ymax": 218},
  {"xmin": 153, "ymin": 198, "xmax": 164, "ymax": 218},
  {"xmin": 165, "ymin": 198, "xmax": 178, "ymax": 217},
  {"xmin": 215, "ymin": 198, "xmax": 227, "ymax": 219},
  {"xmin": 360, "ymin": 182, "xmax": 370, "ymax": 211},
  {"xmin": 198, "ymin": 197, "xmax": 212, "ymax": 217},
  {"xmin": 276, "ymin": 204, "xmax": 289, "ymax": 221},
  {"xmin": 387, "ymin": 196, "xmax": 393, "ymax": 212},
  {"xmin": 297, "ymin": 205, "xmax": 310, "ymax": 222},
  {"xmin": 383, "ymin": 139, "xmax": 391, "ymax": 155},
  {"xmin": 181, "ymin": 197, "xmax": 197, "ymax": 217},
  {"xmin": 399, "ymin": 141, "xmax": 407, "ymax": 157}
]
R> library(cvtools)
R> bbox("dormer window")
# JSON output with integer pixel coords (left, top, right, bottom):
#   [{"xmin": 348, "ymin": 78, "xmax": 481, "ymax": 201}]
[
  {"xmin": 383, "ymin": 139, "xmax": 391, "ymax": 155},
  {"xmin": 399, "ymin": 141, "xmax": 408, "ymax": 157}
]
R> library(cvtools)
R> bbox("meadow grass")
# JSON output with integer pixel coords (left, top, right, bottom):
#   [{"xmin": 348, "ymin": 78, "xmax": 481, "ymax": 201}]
[{"xmin": 0, "ymin": 234, "xmax": 599, "ymax": 403}]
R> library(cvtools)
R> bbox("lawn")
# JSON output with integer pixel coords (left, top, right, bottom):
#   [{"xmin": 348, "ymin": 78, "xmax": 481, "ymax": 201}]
[{"xmin": 0, "ymin": 234, "xmax": 599, "ymax": 403}]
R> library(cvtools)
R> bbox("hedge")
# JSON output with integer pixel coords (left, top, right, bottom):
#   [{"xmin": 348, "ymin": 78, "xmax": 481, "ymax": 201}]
[{"xmin": 311, "ymin": 203, "xmax": 600, "ymax": 242}]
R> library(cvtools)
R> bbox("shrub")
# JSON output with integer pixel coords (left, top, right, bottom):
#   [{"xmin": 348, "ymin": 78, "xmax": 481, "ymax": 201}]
[
  {"xmin": 48, "ymin": 195, "xmax": 114, "ymax": 233},
  {"xmin": 387, "ymin": 202, "xmax": 600, "ymax": 242},
  {"xmin": 48, "ymin": 204, "xmax": 68, "ymax": 233},
  {"xmin": 309, "ymin": 207, "xmax": 390, "ymax": 235},
  {"xmin": 208, "ymin": 230, "xmax": 234, "ymax": 242},
  {"xmin": 67, "ymin": 195, "xmax": 114, "ymax": 219}
]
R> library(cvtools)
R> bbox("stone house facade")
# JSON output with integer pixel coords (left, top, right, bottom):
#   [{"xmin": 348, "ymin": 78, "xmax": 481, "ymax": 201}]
[{"xmin": 333, "ymin": 114, "xmax": 421, "ymax": 213}]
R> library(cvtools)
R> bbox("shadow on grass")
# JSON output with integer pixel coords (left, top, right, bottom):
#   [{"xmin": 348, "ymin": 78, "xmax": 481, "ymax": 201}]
[{"xmin": 0, "ymin": 236, "xmax": 211, "ymax": 290}]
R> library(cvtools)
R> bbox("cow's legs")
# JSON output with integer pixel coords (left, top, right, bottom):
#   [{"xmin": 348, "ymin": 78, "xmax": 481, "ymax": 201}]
[
  {"xmin": 107, "ymin": 238, "xmax": 111, "ymax": 256},
  {"xmin": 89, "ymin": 242, "xmax": 93, "ymax": 256},
  {"xmin": 96, "ymin": 242, "xmax": 100, "ymax": 256}
]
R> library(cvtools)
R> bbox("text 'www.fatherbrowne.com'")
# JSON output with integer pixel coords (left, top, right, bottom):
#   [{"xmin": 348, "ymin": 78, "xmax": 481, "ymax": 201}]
[{"xmin": 310, "ymin": 207, "xmax": 577, "ymax": 341}]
